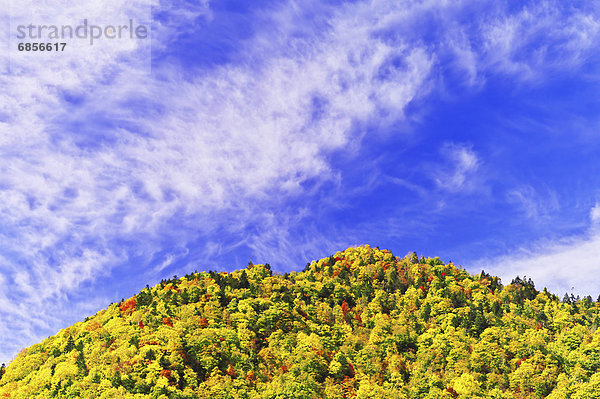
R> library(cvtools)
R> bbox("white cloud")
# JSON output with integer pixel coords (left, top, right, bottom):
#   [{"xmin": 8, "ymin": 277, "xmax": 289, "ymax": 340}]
[
  {"xmin": 476, "ymin": 229, "xmax": 600, "ymax": 298},
  {"xmin": 506, "ymin": 185, "xmax": 559, "ymax": 221},
  {"xmin": 435, "ymin": 143, "xmax": 480, "ymax": 192},
  {"xmin": 478, "ymin": 3, "xmax": 600, "ymax": 81}
]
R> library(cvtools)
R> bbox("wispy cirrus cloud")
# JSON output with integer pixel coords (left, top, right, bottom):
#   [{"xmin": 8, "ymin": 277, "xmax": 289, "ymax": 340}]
[
  {"xmin": 434, "ymin": 143, "xmax": 480, "ymax": 192},
  {"xmin": 479, "ymin": 2, "xmax": 600, "ymax": 80},
  {"xmin": 506, "ymin": 185, "xmax": 560, "ymax": 221}
]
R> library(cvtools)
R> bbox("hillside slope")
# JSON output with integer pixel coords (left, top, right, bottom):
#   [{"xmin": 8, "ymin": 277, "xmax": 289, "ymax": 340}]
[{"xmin": 0, "ymin": 245, "xmax": 599, "ymax": 398}]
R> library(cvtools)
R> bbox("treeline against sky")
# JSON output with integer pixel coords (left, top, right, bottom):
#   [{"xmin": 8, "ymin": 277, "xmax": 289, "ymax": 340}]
[{"xmin": 1, "ymin": 246, "xmax": 599, "ymax": 398}]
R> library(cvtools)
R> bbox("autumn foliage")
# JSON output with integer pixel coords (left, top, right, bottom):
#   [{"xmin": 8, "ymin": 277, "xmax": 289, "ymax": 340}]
[
  {"xmin": 0, "ymin": 245, "xmax": 599, "ymax": 398},
  {"xmin": 119, "ymin": 297, "xmax": 136, "ymax": 314}
]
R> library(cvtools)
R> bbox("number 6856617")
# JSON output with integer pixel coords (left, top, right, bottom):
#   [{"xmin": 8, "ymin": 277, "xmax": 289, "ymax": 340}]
[{"xmin": 17, "ymin": 43, "xmax": 66, "ymax": 51}]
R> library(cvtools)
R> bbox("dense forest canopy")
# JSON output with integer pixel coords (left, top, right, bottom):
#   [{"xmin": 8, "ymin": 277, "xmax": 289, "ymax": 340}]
[{"xmin": 0, "ymin": 245, "xmax": 599, "ymax": 398}]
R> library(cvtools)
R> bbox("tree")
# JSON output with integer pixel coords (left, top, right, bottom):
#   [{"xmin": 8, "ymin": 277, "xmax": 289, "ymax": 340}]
[
  {"xmin": 75, "ymin": 349, "xmax": 87, "ymax": 375},
  {"xmin": 64, "ymin": 336, "xmax": 75, "ymax": 352}
]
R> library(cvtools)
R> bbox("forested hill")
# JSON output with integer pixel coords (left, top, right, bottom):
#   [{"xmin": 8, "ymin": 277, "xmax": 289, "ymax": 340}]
[{"xmin": 1, "ymin": 246, "xmax": 599, "ymax": 398}]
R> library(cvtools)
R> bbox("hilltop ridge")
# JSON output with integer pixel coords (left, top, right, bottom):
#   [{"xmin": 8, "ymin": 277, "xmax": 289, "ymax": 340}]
[{"xmin": 0, "ymin": 245, "xmax": 599, "ymax": 398}]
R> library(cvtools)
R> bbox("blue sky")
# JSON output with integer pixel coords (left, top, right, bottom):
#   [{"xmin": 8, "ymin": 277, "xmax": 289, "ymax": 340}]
[{"xmin": 0, "ymin": 0, "xmax": 599, "ymax": 363}]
